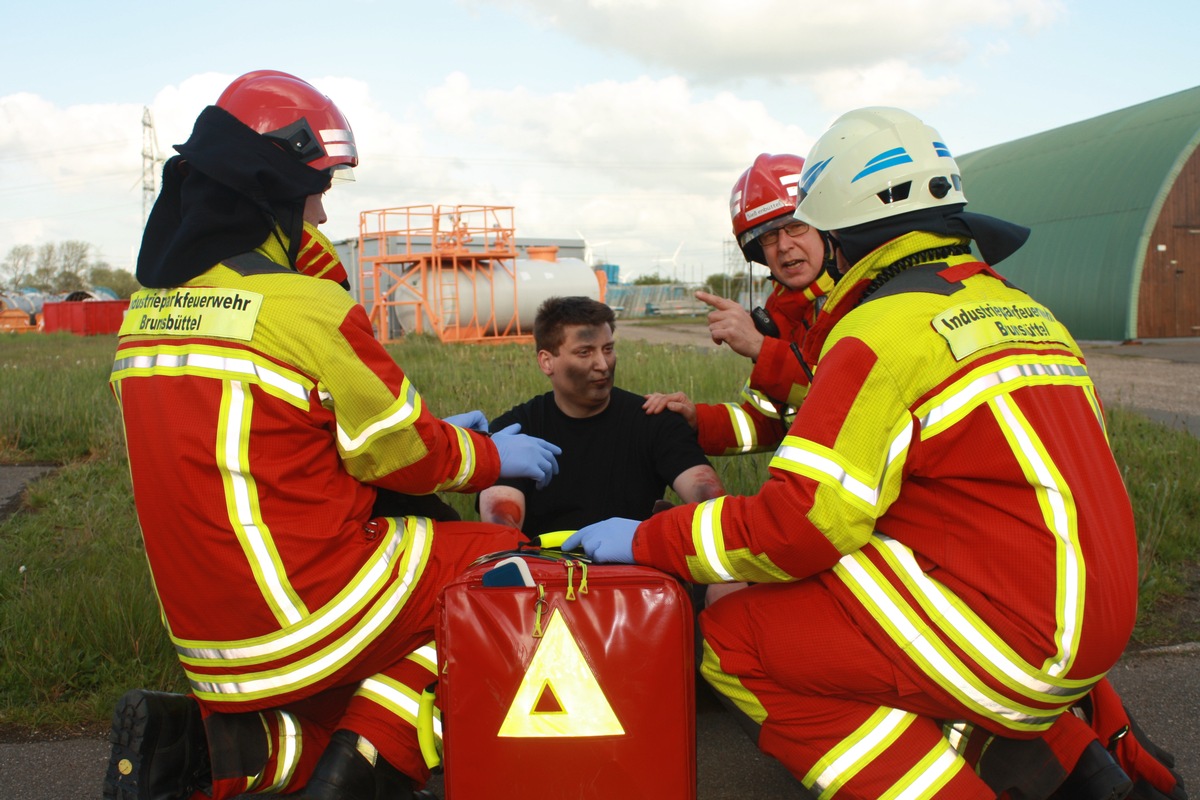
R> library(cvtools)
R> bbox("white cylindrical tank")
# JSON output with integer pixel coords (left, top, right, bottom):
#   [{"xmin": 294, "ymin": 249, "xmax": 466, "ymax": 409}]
[{"xmin": 390, "ymin": 257, "xmax": 601, "ymax": 336}]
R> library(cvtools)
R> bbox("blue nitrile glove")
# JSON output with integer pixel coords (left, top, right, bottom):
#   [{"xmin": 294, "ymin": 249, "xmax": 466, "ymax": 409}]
[
  {"xmin": 491, "ymin": 423, "xmax": 562, "ymax": 490},
  {"xmin": 442, "ymin": 410, "xmax": 489, "ymax": 433},
  {"xmin": 561, "ymin": 518, "xmax": 639, "ymax": 564}
]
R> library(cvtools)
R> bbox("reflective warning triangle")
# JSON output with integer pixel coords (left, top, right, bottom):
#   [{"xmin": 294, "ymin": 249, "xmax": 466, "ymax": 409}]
[
  {"xmin": 498, "ymin": 608, "xmax": 624, "ymax": 738},
  {"xmin": 532, "ymin": 681, "xmax": 564, "ymax": 713}
]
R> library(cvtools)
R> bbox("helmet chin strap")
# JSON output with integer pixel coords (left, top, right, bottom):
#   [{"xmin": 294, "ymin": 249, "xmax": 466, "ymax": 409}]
[
  {"xmin": 264, "ymin": 205, "xmax": 306, "ymax": 270},
  {"xmin": 286, "ymin": 213, "xmax": 303, "ymax": 269},
  {"xmin": 821, "ymin": 231, "xmax": 843, "ymax": 283}
]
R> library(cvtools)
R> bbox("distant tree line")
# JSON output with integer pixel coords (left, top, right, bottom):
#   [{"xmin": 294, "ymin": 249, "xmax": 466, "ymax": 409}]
[
  {"xmin": 0, "ymin": 241, "xmax": 140, "ymax": 298},
  {"xmin": 2, "ymin": 242, "xmax": 776, "ymax": 304},
  {"xmin": 630, "ymin": 270, "xmax": 774, "ymax": 300}
]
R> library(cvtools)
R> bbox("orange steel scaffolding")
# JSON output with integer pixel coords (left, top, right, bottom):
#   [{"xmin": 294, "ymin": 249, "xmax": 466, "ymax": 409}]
[{"xmin": 357, "ymin": 205, "xmax": 530, "ymax": 345}]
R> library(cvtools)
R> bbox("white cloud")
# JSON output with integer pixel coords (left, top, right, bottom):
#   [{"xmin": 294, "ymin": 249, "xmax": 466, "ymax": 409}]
[
  {"xmin": 469, "ymin": 0, "xmax": 1067, "ymax": 86},
  {"xmin": 979, "ymin": 39, "xmax": 1013, "ymax": 64},
  {"xmin": 0, "ymin": 92, "xmax": 148, "ymax": 266},
  {"xmin": 421, "ymin": 73, "xmax": 810, "ymax": 182},
  {"xmin": 394, "ymin": 71, "xmax": 814, "ymax": 271},
  {"xmin": 147, "ymin": 73, "xmax": 235, "ymax": 150},
  {"xmin": 456, "ymin": 0, "xmax": 1068, "ymax": 155},
  {"xmin": 0, "ymin": 93, "xmax": 141, "ymax": 191},
  {"xmin": 807, "ymin": 59, "xmax": 965, "ymax": 114},
  {"xmin": 0, "ymin": 0, "xmax": 1088, "ymax": 279}
]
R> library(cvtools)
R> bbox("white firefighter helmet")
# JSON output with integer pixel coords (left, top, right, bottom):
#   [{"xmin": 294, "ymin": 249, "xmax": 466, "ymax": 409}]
[{"xmin": 794, "ymin": 107, "xmax": 965, "ymax": 231}]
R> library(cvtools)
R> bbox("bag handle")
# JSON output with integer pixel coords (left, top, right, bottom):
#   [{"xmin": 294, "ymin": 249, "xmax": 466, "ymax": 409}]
[
  {"xmin": 468, "ymin": 537, "xmax": 591, "ymax": 568},
  {"xmin": 416, "ymin": 681, "xmax": 442, "ymax": 770}
]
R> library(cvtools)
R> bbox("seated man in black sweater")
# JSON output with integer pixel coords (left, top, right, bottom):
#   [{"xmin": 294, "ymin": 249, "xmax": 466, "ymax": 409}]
[{"xmin": 481, "ymin": 296, "xmax": 725, "ymax": 535}]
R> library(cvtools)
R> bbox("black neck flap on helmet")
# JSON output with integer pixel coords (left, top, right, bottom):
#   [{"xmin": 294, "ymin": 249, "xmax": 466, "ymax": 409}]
[
  {"xmin": 136, "ymin": 105, "xmax": 331, "ymax": 289},
  {"xmin": 833, "ymin": 203, "xmax": 1031, "ymax": 274}
]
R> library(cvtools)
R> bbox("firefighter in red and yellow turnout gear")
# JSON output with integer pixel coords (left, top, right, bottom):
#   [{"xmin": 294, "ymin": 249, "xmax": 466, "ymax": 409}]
[
  {"xmin": 103, "ymin": 71, "xmax": 559, "ymax": 800},
  {"xmin": 644, "ymin": 153, "xmax": 834, "ymax": 455},
  {"xmin": 568, "ymin": 108, "xmax": 1140, "ymax": 798}
]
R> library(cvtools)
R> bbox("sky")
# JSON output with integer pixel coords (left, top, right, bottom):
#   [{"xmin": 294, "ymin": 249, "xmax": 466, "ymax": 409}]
[{"xmin": 1, "ymin": 0, "xmax": 1197, "ymax": 284}]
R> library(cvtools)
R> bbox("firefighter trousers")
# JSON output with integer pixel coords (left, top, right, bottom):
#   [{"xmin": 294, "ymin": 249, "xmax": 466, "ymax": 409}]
[
  {"xmin": 699, "ymin": 579, "xmax": 1100, "ymax": 799},
  {"xmin": 193, "ymin": 519, "xmax": 523, "ymax": 798}
]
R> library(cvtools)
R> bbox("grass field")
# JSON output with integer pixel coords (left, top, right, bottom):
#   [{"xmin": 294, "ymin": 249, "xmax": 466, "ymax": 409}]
[{"xmin": 1, "ymin": 331, "xmax": 1198, "ymax": 731}]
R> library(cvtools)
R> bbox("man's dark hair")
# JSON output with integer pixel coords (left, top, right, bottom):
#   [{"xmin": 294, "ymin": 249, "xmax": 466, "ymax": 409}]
[{"xmin": 533, "ymin": 296, "xmax": 616, "ymax": 354}]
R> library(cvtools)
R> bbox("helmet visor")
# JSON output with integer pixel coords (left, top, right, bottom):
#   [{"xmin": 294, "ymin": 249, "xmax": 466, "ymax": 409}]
[
  {"xmin": 329, "ymin": 164, "xmax": 355, "ymax": 184},
  {"xmin": 738, "ymin": 211, "xmax": 800, "ymax": 249}
]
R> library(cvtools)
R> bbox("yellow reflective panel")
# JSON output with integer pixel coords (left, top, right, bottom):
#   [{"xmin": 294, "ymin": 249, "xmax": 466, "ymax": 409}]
[
  {"xmin": 122, "ymin": 288, "xmax": 264, "ymax": 341},
  {"xmin": 932, "ymin": 300, "xmax": 1070, "ymax": 361},
  {"xmin": 498, "ymin": 609, "xmax": 624, "ymax": 738}
]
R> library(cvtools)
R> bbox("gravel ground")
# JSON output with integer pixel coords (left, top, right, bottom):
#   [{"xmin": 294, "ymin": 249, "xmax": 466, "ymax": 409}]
[{"xmin": 1081, "ymin": 347, "xmax": 1200, "ymax": 435}]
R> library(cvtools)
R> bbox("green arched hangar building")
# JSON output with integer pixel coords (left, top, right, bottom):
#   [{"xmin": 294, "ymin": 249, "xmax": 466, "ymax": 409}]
[{"xmin": 956, "ymin": 85, "xmax": 1200, "ymax": 341}]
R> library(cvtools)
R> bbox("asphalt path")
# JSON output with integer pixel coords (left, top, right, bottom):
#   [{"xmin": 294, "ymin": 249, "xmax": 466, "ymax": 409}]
[
  {"xmin": 2, "ymin": 337, "xmax": 1198, "ymax": 798},
  {"xmin": 0, "ymin": 647, "xmax": 1195, "ymax": 799}
]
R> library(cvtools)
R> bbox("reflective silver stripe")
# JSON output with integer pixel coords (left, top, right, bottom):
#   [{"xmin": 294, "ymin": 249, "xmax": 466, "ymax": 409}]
[
  {"xmin": 337, "ymin": 381, "xmax": 420, "ymax": 454},
  {"xmin": 743, "ymin": 386, "xmax": 780, "ymax": 419},
  {"xmin": 113, "ymin": 351, "xmax": 309, "ymax": 402},
  {"xmin": 893, "ymin": 746, "xmax": 961, "ymax": 800},
  {"xmin": 772, "ymin": 416, "xmax": 913, "ymax": 512},
  {"xmin": 190, "ymin": 519, "xmax": 429, "ymax": 696},
  {"xmin": 878, "ymin": 537, "xmax": 1088, "ymax": 696},
  {"xmin": 359, "ymin": 676, "xmax": 439, "ymax": 737},
  {"xmin": 697, "ymin": 498, "xmax": 734, "ymax": 581},
  {"xmin": 838, "ymin": 553, "xmax": 1057, "ymax": 725},
  {"xmin": 920, "ymin": 362, "xmax": 1088, "ymax": 432},
  {"xmin": 1086, "ymin": 386, "xmax": 1106, "ymax": 432},
  {"xmin": 726, "ymin": 405, "xmax": 756, "ymax": 453},
  {"xmin": 885, "ymin": 420, "xmax": 912, "ymax": 466},
  {"xmin": 409, "ymin": 643, "xmax": 437, "ymax": 671},
  {"xmin": 945, "ymin": 721, "xmax": 969, "ymax": 753},
  {"xmin": 443, "ymin": 424, "xmax": 475, "ymax": 490},
  {"xmin": 992, "ymin": 394, "xmax": 1080, "ymax": 677},
  {"xmin": 225, "ymin": 381, "xmax": 304, "ymax": 625},
  {"xmin": 810, "ymin": 707, "xmax": 910, "ymax": 794},
  {"xmin": 319, "ymin": 129, "xmax": 357, "ymax": 159},
  {"xmin": 774, "ymin": 444, "xmax": 879, "ymax": 506},
  {"xmin": 262, "ymin": 712, "xmax": 300, "ymax": 792},
  {"xmin": 178, "ymin": 516, "xmax": 407, "ymax": 661}
]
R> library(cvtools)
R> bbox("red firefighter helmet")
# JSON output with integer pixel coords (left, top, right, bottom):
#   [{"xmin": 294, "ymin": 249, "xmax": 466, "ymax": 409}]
[
  {"xmin": 730, "ymin": 153, "xmax": 805, "ymax": 264},
  {"xmin": 216, "ymin": 70, "xmax": 358, "ymax": 176}
]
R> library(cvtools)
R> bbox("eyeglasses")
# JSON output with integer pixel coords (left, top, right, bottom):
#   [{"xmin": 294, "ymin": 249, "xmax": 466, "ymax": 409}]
[{"xmin": 758, "ymin": 221, "xmax": 810, "ymax": 247}]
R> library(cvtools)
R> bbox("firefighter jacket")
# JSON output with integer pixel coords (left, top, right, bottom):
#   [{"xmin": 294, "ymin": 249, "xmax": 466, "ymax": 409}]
[
  {"xmin": 636, "ymin": 230, "xmax": 1139, "ymax": 733},
  {"xmin": 110, "ymin": 243, "xmax": 500, "ymax": 707},
  {"xmin": 693, "ymin": 275, "xmax": 832, "ymax": 455}
]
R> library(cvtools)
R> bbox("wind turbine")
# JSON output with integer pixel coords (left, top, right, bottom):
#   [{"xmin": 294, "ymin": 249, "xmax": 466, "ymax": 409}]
[
  {"xmin": 575, "ymin": 231, "xmax": 611, "ymax": 267},
  {"xmin": 652, "ymin": 241, "xmax": 684, "ymax": 282}
]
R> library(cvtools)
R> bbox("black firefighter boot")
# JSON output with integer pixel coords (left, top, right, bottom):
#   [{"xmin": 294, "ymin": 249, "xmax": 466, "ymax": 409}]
[
  {"xmin": 1052, "ymin": 739, "xmax": 1134, "ymax": 800},
  {"xmin": 102, "ymin": 689, "xmax": 212, "ymax": 800},
  {"xmin": 289, "ymin": 729, "xmax": 434, "ymax": 800}
]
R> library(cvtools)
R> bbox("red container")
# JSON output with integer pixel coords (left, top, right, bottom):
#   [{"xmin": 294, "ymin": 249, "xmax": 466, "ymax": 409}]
[
  {"xmin": 42, "ymin": 299, "xmax": 130, "ymax": 336},
  {"xmin": 436, "ymin": 551, "xmax": 697, "ymax": 799}
]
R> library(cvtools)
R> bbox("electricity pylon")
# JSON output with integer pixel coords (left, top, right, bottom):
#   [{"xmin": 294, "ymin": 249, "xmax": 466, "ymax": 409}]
[{"xmin": 141, "ymin": 107, "xmax": 162, "ymax": 229}]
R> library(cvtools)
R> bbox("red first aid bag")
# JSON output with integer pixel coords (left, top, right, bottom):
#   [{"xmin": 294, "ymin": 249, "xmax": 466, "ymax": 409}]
[{"xmin": 433, "ymin": 550, "xmax": 696, "ymax": 799}]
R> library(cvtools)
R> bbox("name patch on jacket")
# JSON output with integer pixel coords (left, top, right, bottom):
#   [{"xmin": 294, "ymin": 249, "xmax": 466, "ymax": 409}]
[
  {"xmin": 932, "ymin": 300, "xmax": 1070, "ymax": 360},
  {"xmin": 120, "ymin": 288, "xmax": 263, "ymax": 341}
]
